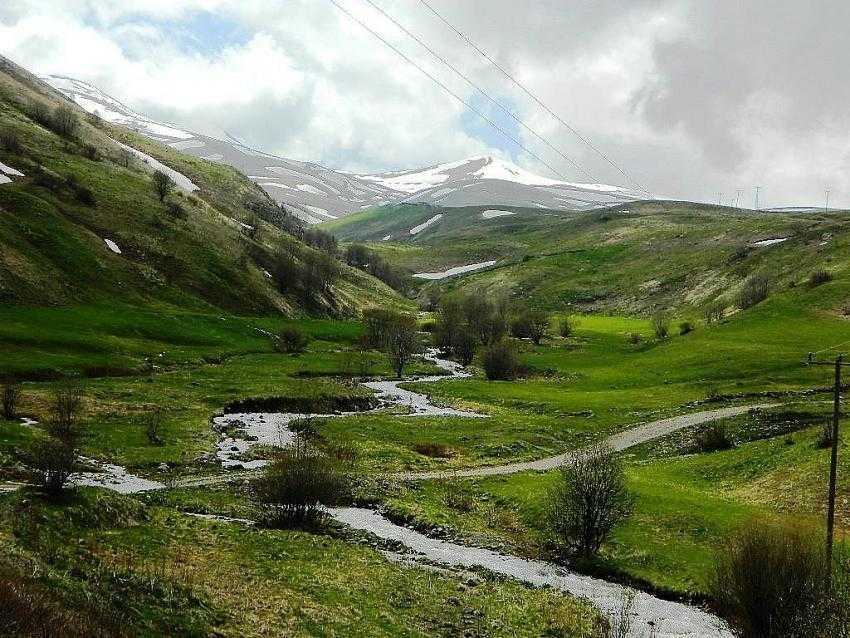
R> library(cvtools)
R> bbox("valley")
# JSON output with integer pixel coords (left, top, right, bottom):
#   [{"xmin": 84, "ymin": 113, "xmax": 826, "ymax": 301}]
[{"xmin": 1, "ymin": 35, "xmax": 849, "ymax": 638}]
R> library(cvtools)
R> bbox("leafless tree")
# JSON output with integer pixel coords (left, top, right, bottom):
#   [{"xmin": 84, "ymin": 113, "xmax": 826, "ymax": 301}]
[
  {"xmin": 547, "ymin": 444, "xmax": 632, "ymax": 557},
  {"xmin": 48, "ymin": 382, "xmax": 83, "ymax": 444},
  {"xmin": 386, "ymin": 314, "xmax": 419, "ymax": 378},
  {"xmin": 2, "ymin": 379, "xmax": 20, "ymax": 419}
]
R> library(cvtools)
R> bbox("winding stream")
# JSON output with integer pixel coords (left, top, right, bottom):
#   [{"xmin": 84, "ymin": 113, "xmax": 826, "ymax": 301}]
[{"xmin": 27, "ymin": 348, "xmax": 751, "ymax": 636}]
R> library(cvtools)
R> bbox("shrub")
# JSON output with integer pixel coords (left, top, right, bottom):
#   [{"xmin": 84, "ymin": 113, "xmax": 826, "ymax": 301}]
[
  {"xmin": 547, "ymin": 444, "xmax": 631, "ymax": 557},
  {"xmin": 386, "ymin": 314, "xmax": 419, "ymax": 378},
  {"xmin": 511, "ymin": 310, "xmax": 549, "ymax": 345},
  {"xmin": 144, "ymin": 407, "xmax": 164, "ymax": 445},
  {"xmin": 277, "ymin": 326, "xmax": 310, "ymax": 354},
  {"xmin": 25, "ymin": 437, "xmax": 76, "ymax": 496},
  {"xmin": 0, "ymin": 129, "xmax": 21, "ymax": 153},
  {"xmin": 451, "ymin": 327, "xmax": 477, "ymax": 366},
  {"xmin": 678, "ymin": 321, "xmax": 694, "ymax": 335},
  {"xmin": 710, "ymin": 520, "xmax": 842, "ymax": 638},
  {"xmin": 81, "ymin": 143, "xmax": 100, "ymax": 161},
  {"xmin": 166, "ymin": 201, "xmax": 185, "ymax": 220},
  {"xmin": 2, "ymin": 379, "xmax": 20, "ymax": 419},
  {"xmin": 627, "ymin": 332, "xmax": 642, "ymax": 345},
  {"xmin": 704, "ymin": 301, "xmax": 726, "ymax": 324},
  {"xmin": 63, "ymin": 174, "xmax": 96, "ymax": 206},
  {"xmin": 251, "ymin": 436, "xmax": 348, "ymax": 527},
  {"xmin": 51, "ymin": 105, "xmax": 80, "ymax": 138},
  {"xmin": 809, "ymin": 270, "xmax": 833, "ymax": 287},
  {"xmin": 737, "ymin": 274, "xmax": 770, "ymax": 309},
  {"xmin": 152, "ymin": 170, "xmax": 174, "ymax": 202},
  {"xmin": 481, "ymin": 339, "xmax": 520, "ymax": 381},
  {"xmin": 558, "ymin": 317, "xmax": 574, "ymax": 339},
  {"xmin": 413, "ymin": 442, "xmax": 454, "ymax": 458},
  {"xmin": 693, "ymin": 421, "xmax": 734, "ymax": 452},
  {"xmin": 816, "ymin": 419, "xmax": 835, "ymax": 449},
  {"xmin": 48, "ymin": 382, "xmax": 83, "ymax": 444},
  {"xmin": 727, "ymin": 243, "xmax": 751, "ymax": 264},
  {"xmin": 443, "ymin": 479, "xmax": 474, "ymax": 512},
  {"xmin": 652, "ymin": 313, "xmax": 669, "ymax": 339}
]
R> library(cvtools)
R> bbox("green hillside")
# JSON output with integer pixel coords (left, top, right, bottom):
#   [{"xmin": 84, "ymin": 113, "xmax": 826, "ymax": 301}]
[
  {"xmin": 0, "ymin": 56, "xmax": 404, "ymax": 377},
  {"xmin": 324, "ymin": 201, "xmax": 849, "ymax": 314}
]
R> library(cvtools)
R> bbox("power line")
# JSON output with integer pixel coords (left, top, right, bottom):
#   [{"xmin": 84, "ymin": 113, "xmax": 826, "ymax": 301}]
[
  {"xmin": 359, "ymin": 0, "xmax": 599, "ymax": 183},
  {"xmin": 417, "ymin": 0, "xmax": 650, "ymax": 196},
  {"xmin": 327, "ymin": 0, "xmax": 573, "ymax": 182}
]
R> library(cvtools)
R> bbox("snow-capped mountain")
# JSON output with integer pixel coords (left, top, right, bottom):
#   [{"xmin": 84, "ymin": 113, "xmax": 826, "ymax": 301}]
[{"xmin": 45, "ymin": 76, "xmax": 641, "ymax": 222}]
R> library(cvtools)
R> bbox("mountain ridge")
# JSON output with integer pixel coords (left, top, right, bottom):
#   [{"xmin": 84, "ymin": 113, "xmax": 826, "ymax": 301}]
[{"xmin": 44, "ymin": 75, "xmax": 641, "ymax": 221}]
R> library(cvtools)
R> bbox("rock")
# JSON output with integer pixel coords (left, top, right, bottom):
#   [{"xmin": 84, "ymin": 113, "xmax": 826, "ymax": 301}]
[{"xmin": 157, "ymin": 463, "xmax": 170, "ymax": 471}]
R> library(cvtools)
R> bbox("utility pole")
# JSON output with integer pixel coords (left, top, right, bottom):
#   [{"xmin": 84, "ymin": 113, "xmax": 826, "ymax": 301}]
[
  {"xmin": 807, "ymin": 352, "xmax": 845, "ymax": 566},
  {"xmin": 734, "ymin": 189, "xmax": 743, "ymax": 208},
  {"xmin": 754, "ymin": 186, "xmax": 761, "ymax": 211},
  {"xmin": 825, "ymin": 189, "xmax": 831, "ymax": 212},
  {"xmin": 828, "ymin": 354, "xmax": 842, "ymax": 565}
]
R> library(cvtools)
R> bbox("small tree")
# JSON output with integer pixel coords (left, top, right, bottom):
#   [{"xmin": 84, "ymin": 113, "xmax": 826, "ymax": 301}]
[
  {"xmin": 386, "ymin": 314, "xmax": 419, "ymax": 378},
  {"xmin": 559, "ymin": 317, "xmax": 574, "ymax": 339},
  {"xmin": 451, "ymin": 327, "xmax": 477, "ymax": 366},
  {"xmin": 26, "ymin": 437, "xmax": 76, "ymax": 496},
  {"xmin": 737, "ymin": 274, "xmax": 769, "ymax": 309},
  {"xmin": 251, "ymin": 436, "xmax": 348, "ymax": 527},
  {"xmin": 277, "ymin": 326, "xmax": 310, "ymax": 354},
  {"xmin": 547, "ymin": 445, "xmax": 631, "ymax": 557},
  {"xmin": 144, "ymin": 407, "xmax": 164, "ymax": 445},
  {"xmin": 48, "ymin": 383, "xmax": 83, "ymax": 445},
  {"xmin": 51, "ymin": 106, "xmax": 79, "ymax": 139},
  {"xmin": 2, "ymin": 379, "xmax": 20, "ymax": 419},
  {"xmin": 652, "ymin": 313, "xmax": 669, "ymax": 340},
  {"xmin": 710, "ymin": 520, "xmax": 839, "ymax": 638},
  {"xmin": 481, "ymin": 339, "xmax": 520, "ymax": 380},
  {"xmin": 512, "ymin": 310, "xmax": 549, "ymax": 345},
  {"xmin": 152, "ymin": 170, "xmax": 175, "ymax": 202}
]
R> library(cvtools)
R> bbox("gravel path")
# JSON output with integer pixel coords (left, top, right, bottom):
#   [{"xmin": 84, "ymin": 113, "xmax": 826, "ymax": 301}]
[{"xmin": 398, "ymin": 403, "xmax": 777, "ymax": 480}]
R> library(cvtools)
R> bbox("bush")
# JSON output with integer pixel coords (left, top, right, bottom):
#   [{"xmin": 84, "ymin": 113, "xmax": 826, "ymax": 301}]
[
  {"xmin": 166, "ymin": 201, "xmax": 185, "ymax": 220},
  {"xmin": 704, "ymin": 301, "xmax": 725, "ymax": 324},
  {"xmin": 547, "ymin": 445, "xmax": 631, "ymax": 557},
  {"xmin": 277, "ymin": 326, "xmax": 310, "ymax": 354},
  {"xmin": 710, "ymin": 520, "xmax": 845, "ymax": 638},
  {"xmin": 652, "ymin": 313, "xmax": 669, "ymax": 339},
  {"xmin": 81, "ymin": 143, "xmax": 100, "ymax": 161},
  {"xmin": 627, "ymin": 332, "xmax": 642, "ymax": 345},
  {"xmin": 2, "ymin": 379, "xmax": 20, "ymax": 419},
  {"xmin": 0, "ymin": 129, "xmax": 22, "ymax": 153},
  {"xmin": 678, "ymin": 321, "xmax": 694, "ymax": 335},
  {"xmin": 809, "ymin": 270, "xmax": 833, "ymax": 287},
  {"xmin": 511, "ymin": 310, "xmax": 549, "ymax": 345},
  {"xmin": 816, "ymin": 419, "xmax": 835, "ymax": 449},
  {"xmin": 251, "ymin": 436, "xmax": 348, "ymax": 527},
  {"xmin": 558, "ymin": 317, "xmax": 574, "ymax": 339},
  {"xmin": 51, "ymin": 106, "xmax": 80, "ymax": 138},
  {"xmin": 64, "ymin": 174, "xmax": 97, "ymax": 206},
  {"xmin": 451, "ymin": 327, "xmax": 477, "ymax": 366},
  {"xmin": 693, "ymin": 421, "xmax": 734, "ymax": 452},
  {"xmin": 48, "ymin": 382, "xmax": 83, "ymax": 444},
  {"xmin": 25, "ymin": 437, "xmax": 76, "ymax": 496},
  {"xmin": 737, "ymin": 275, "xmax": 770, "ymax": 309},
  {"xmin": 481, "ymin": 339, "xmax": 520, "ymax": 381},
  {"xmin": 413, "ymin": 442, "xmax": 454, "ymax": 458},
  {"xmin": 144, "ymin": 407, "xmax": 164, "ymax": 445}
]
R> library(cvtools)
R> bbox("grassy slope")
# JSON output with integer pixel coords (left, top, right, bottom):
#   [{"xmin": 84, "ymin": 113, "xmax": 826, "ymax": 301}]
[{"xmin": 323, "ymin": 200, "xmax": 850, "ymax": 313}]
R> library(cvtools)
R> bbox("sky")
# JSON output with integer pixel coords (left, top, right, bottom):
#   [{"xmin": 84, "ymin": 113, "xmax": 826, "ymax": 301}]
[{"xmin": 1, "ymin": 0, "xmax": 848, "ymax": 208}]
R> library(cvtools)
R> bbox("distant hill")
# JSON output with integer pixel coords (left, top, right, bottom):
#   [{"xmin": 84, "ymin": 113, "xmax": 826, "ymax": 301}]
[
  {"xmin": 325, "ymin": 199, "xmax": 850, "ymax": 314},
  {"xmin": 44, "ymin": 76, "xmax": 641, "ymax": 221}
]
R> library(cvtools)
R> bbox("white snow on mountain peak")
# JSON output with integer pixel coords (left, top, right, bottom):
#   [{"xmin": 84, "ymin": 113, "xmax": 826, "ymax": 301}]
[{"xmin": 43, "ymin": 75, "xmax": 643, "ymax": 223}]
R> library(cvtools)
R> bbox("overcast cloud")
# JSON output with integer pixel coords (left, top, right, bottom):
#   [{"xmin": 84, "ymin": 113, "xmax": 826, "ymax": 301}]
[{"xmin": 1, "ymin": 0, "xmax": 847, "ymax": 207}]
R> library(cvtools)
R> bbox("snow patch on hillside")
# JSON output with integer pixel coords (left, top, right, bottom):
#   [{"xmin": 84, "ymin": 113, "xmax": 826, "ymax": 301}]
[
  {"xmin": 115, "ymin": 141, "xmax": 198, "ymax": 193},
  {"xmin": 103, "ymin": 238, "xmax": 122, "ymax": 254},
  {"xmin": 752, "ymin": 237, "xmax": 788, "ymax": 247},
  {"xmin": 481, "ymin": 209, "xmax": 515, "ymax": 219},
  {"xmin": 0, "ymin": 161, "xmax": 24, "ymax": 177},
  {"xmin": 409, "ymin": 214, "xmax": 443, "ymax": 235},
  {"xmin": 413, "ymin": 260, "xmax": 497, "ymax": 280}
]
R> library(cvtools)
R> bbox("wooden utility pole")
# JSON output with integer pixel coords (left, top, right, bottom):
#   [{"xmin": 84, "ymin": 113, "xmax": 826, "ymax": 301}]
[
  {"xmin": 808, "ymin": 352, "xmax": 845, "ymax": 565},
  {"xmin": 827, "ymin": 354, "xmax": 842, "ymax": 564}
]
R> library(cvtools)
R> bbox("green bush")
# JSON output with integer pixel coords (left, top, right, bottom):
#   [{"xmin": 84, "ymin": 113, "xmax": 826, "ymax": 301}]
[
  {"xmin": 710, "ymin": 520, "xmax": 849, "ymax": 638},
  {"xmin": 558, "ymin": 317, "xmax": 574, "ymax": 339},
  {"xmin": 678, "ymin": 321, "xmax": 694, "ymax": 335},
  {"xmin": 693, "ymin": 421, "xmax": 734, "ymax": 452},
  {"xmin": 252, "ymin": 436, "xmax": 349, "ymax": 527},
  {"xmin": 276, "ymin": 326, "xmax": 310, "ymax": 354},
  {"xmin": 738, "ymin": 275, "xmax": 770, "ymax": 309},
  {"xmin": 482, "ymin": 339, "xmax": 520, "ymax": 380},
  {"xmin": 809, "ymin": 270, "xmax": 833, "ymax": 287}
]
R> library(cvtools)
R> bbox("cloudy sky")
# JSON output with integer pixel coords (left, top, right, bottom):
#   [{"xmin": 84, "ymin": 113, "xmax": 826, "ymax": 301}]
[{"xmin": 1, "ymin": 0, "xmax": 848, "ymax": 207}]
